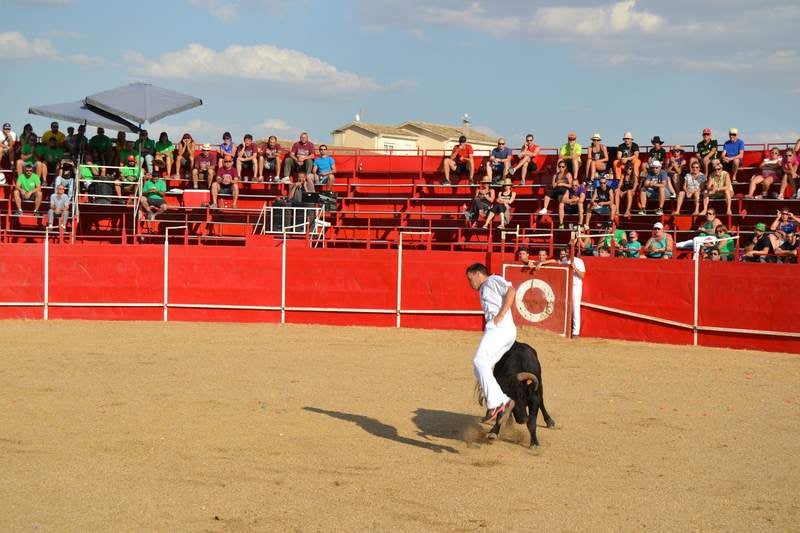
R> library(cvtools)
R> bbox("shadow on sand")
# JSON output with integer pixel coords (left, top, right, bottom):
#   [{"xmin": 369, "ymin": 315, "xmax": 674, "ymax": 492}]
[
  {"xmin": 411, "ymin": 408, "xmax": 480, "ymax": 441},
  {"xmin": 303, "ymin": 407, "xmax": 459, "ymax": 454}
]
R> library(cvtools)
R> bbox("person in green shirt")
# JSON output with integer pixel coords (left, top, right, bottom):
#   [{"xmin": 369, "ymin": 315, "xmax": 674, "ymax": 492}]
[
  {"xmin": 16, "ymin": 138, "xmax": 41, "ymax": 177},
  {"xmin": 155, "ymin": 132, "xmax": 174, "ymax": 178},
  {"xmin": 114, "ymin": 155, "xmax": 143, "ymax": 200},
  {"xmin": 600, "ymin": 221, "xmax": 626, "ymax": 255},
  {"xmin": 88, "ymin": 127, "xmax": 113, "ymax": 172},
  {"xmin": 625, "ymin": 231, "xmax": 642, "ymax": 258},
  {"xmin": 713, "ymin": 224, "xmax": 735, "ymax": 261},
  {"xmin": 13, "ymin": 162, "xmax": 43, "ymax": 215},
  {"xmin": 36, "ymin": 137, "xmax": 65, "ymax": 185},
  {"xmin": 559, "ymin": 131, "xmax": 582, "ymax": 182},
  {"xmin": 133, "ymin": 130, "xmax": 156, "ymax": 174},
  {"xmin": 139, "ymin": 172, "xmax": 168, "ymax": 220}
]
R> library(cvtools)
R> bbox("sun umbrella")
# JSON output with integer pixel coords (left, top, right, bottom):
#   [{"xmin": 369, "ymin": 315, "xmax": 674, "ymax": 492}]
[
  {"xmin": 84, "ymin": 82, "xmax": 203, "ymax": 125},
  {"xmin": 28, "ymin": 100, "xmax": 140, "ymax": 133}
]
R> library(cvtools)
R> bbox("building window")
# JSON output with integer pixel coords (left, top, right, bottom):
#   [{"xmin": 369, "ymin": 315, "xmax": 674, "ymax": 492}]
[{"xmin": 383, "ymin": 143, "xmax": 395, "ymax": 151}]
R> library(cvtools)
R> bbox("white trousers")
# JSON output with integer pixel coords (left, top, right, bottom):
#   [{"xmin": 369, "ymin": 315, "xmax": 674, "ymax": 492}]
[
  {"xmin": 572, "ymin": 284, "xmax": 583, "ymax": 335},
  {"xmin": 473, "ymin": 322, "xmax": 516, "ymax": 409}
]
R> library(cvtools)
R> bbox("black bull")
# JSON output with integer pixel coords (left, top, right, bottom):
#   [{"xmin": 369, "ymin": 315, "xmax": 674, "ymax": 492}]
[{"xmin": 479, "ymin": 341, "xmax": 556, "ymax": 447}]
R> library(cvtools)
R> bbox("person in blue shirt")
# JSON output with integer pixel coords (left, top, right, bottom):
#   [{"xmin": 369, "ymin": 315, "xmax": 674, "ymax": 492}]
[
  {"xmin": 485, "ymin": 138, "xmax": 512, "ymax": 183},
  {"xmin": 721, "ymin": 128, "xmax": 745, "ymax": 182},
  {"xmin": 313, "ymin": 145, "xmax": 336, "ymax": 190}
]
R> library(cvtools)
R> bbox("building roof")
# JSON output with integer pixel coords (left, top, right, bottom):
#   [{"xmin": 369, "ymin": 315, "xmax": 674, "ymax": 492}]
[
  {"xmin": 398, "ymin": 121, "xmax": 497, "ymax": 144},
  {"xmin": 331, "ymin": 121, "xmax": 418, "ymax": 139}
]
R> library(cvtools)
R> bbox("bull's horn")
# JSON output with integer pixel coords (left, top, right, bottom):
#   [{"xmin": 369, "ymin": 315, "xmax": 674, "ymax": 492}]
[{"xmin": 516, "ymin": 372, "xmax": 539, "ymax": 390}]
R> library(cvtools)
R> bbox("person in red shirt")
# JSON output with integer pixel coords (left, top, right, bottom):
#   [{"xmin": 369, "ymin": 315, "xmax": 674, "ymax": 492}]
[
  {"xmin": 443, "ymin": 135, "xmax": 474, "ymax": 185},
  {"xmin": 508, "ymin": 134, "xmax": 540, "ymax": 185},
  {"xmin": 211, "ymin": 154, "xmax": 239, "ymax": 208}
]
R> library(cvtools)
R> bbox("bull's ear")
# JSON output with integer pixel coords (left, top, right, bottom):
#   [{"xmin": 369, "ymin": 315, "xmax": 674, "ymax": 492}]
[{"xmin": 525, "ymin": 379, "xmax": 533, "ymax": 386}]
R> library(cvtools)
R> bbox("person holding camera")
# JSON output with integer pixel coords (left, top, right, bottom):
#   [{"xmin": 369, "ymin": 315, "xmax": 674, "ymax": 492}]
[{"xmin": 56, "ymin": 159, "xmax": 77, "ymax": 199}]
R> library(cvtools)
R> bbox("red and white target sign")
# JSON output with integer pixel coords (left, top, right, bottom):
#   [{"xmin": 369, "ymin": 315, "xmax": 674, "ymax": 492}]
[{"xmin": 503, "ymin": 264, "xmax": 570, "ymax": 336}]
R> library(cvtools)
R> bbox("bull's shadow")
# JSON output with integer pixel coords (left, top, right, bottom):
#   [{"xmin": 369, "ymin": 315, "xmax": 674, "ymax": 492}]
[
  {"xmin": 412, "ymin": 408, "xmax": 479, "ymax": 442},
  {"xmin": 303, "ymin": 407, "xmax": 458, "ymax": 454}
]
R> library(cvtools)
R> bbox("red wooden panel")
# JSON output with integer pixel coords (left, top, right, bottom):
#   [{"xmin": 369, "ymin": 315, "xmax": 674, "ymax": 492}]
[
  {"xmin": 400, "ymin": 250, "xmax": 485, "ymax": 311},
  {"xmin": 0, "ymin": 243, "xmax": 44, "ymax": 303}
]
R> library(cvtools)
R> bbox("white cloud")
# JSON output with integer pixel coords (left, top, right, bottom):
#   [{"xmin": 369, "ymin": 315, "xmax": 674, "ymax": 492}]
[
  {"xmin": 42, "ymin": 30, "xmax": 84, "ymax": 39},
  {"xmin": 0, "ymin": 31, "xmax": 105, "ymax": 66},
  {"xmin": 0, "ymin": 31, "xmax": 58, "ymax": 58},
  {"xmin": 124, "ymin": 43, "xmax": 383, "ymax": 93},
  {"xmin": 408, "ymin": 28, "xmax": 429, "ymax": 41},
  {"xmin": 186, "ymin": 0, "xmax": 237, "ymax": 23},
  {"xmin": 255, "ymin": 119, "xmax": 297, "ymax": 135},
  {"xmin": 534, "ymin": 1, "xmax": 662, "ymax": 36},
  {"xmin": 745, "ymin": 131, "xmax": 800, "ymax": 144},
  {"xmin": 155, "ymin": 119, "xmax": 236, "ymax": 144}
]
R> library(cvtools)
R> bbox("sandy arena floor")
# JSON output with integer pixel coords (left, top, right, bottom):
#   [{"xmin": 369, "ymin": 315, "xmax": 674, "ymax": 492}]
[{"xmin": 1, "ymin": 320, "xmax": 798, "ymax": 531}]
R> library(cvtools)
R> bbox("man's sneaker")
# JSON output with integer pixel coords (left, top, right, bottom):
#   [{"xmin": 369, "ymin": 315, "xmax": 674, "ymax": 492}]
[
  {"xmin": 481, "ymin": 399, "xmax": 515, "ymax": 425},
  {"xmin": 669, "ymin": 192, "xmax": 677, "ymax": 199},
  {"xmin": 638, "ymin": 209, "xmax": 646, "ymax": 215},
  {"xmin": 508, "ymin": 167, "xmax": 516, "ymax": 176},
  {"xmin": 655, "ymin": 208, "xmax": 663, "ymax": 215},
  {"xmin": 558, "ymin": 224, "xmax": 564, "ymax": 229},
  {"xmin": 537, "ymin": 208, "xmax": 547, "ymax": 215},
  {"xmin": 281, "ymin": 177, "xmax": 291, "ymax": 184},
  {"xmin": 15, "ymin": 209, "xmax": 23, "ymax": 216}
]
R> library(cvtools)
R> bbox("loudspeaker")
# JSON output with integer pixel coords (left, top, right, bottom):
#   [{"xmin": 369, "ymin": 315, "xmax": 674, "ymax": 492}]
[{"xmin": 301, "ymin": 192, "xmax": 320, "ymax": 203}]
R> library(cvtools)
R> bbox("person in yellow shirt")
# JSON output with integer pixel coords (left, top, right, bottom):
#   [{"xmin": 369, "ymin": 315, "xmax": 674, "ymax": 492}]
[
  {"xmin": 559, "ymin": 131, "xmax": 582, "ymax": 182},
  {"xmin": 41, "ymin": 121, "xmax": 66, "ymax": 147}
]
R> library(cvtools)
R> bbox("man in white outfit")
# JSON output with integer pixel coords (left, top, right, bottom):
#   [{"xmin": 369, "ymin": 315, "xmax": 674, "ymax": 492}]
[
  {"xmin": 558, "ymin": 248, "xmax": 586, "ymax": 338},
  {"xmin": 466, "ymin": 263, "xmax": 517, "ymax": 424}
]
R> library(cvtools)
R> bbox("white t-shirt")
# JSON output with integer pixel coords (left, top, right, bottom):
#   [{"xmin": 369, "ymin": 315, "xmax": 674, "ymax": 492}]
[
  {"xmin": 1, "ymin": 130, "xmax": 16, "ymax": 147},
  {"xmin": 479, "ymin": 274, "xmax": 512, "ymax": 324},
  {"xmin": 572, "ymin": 256, "xmax": 586, "ymax": 287}
]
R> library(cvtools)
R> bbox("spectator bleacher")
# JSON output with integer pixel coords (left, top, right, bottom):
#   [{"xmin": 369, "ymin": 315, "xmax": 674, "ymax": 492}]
[{"xmin": 0, "ymin": 129, "xmax": 797, "ymax": 262}]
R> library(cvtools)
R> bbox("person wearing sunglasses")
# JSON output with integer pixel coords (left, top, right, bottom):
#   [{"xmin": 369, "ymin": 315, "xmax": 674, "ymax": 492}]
[
  {"xmin": 746, "ymin": 147, "xmax": 783, "ymax": 199},
  {"xmin": 721, "ymin": 128, "xmax": 745, "ymax": 181},
  {"xmin": 674, "ymin": 161, "xmax": 706, "ymax": 215},
  {"xmin": 537, "ymin": 159, "xmax": 572, "ymax": 216},
  {"xmin": 778, "ymin": 147, "xmax": 798, "ymax": 200},
  {"xmin": 704, "ymin": 161, "xmax": 733, "ymax": 215},
  {"xmin": 696, "ymin": 128, "xmax": 718, "ymax": 176},
  {"xmin": 486, "ymin": 138, "xmax": 512, "ymax": 183},
  {"xmin": 508, "ymin": 134, "xmax": 540, "ymax": 185}
]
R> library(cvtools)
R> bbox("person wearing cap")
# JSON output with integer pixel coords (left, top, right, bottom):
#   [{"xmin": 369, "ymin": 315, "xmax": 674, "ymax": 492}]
[
  {"xmin": 258, "ymin": 135, "xmax": 282, "ymax": 182},
  {"xmin": 133, "ymin": 130, "xmax": 156, "ymax": 173},
  {"xmin": 558, "ymin": 178, "xmax": 586, "ymax": 229},
  {"xmin": 47, "ymin": 183, "xmax": 70, "ymax": 230},
  {"xmin": 585, "ymin": 175, "xmax": 614, "ymax": 228},
  {"xmin": 114, "ymin": 154, "xmax": 143, "ymax": 200},
  {"xmin": 483, "ymin": 178, "xmax": 515, "ymax": 229},
  {"xmin": 744, "ymin": 222, "xmax": 779, "ymax": 262},
  {"xmin": 508, "ymin": 134, "xmax": 539, "ymax": 185},
  {"xmin": 1, "ymin": 123, "xmax": 17, "ymax": 168},
  {"xmin": 236, "ymin": 134, "xmax": 259, "ymax": 181},
  {"xmin": 674, "ymin": 159, "xmax": 706, "ymax": 215},
  {"xmin": 644, "ymin": 222, "xmax": 673, "ymax": 259},
  {"xmin": 139, "ymin": 171, "xmax": 168, "ymax": 220},
  {"xmin": 154, "ymin": 132, "xmax": 175, "ymax": 177},
  {"xmin": 443, "ymin": 135, "xmax": 474, "ymax": 185},
  {"xmin": 585, "ymin": 133, "xmax": 609, "ymax": 183},
  {"xmin": 695, "ymin": 128, "xmax": 719, "ymax": 176},
  {"xmin": 281, "ymin": 132, "xmax": 315, "ymax": 184},
  {"xmin": 218, "ymin": 131, "xmax": 236, "ymax": 167},
  {"xmin": 486, "ymin": 138, "xmax": 512, "ymax": 183},
  {"xmin": 613, "ymin": 132, "xmax": 641, "ymax": 180},
  {"xmin": 646, "ymin": 136, "xmax": 677, "ymax": 199},
  {"xmin": 175, "ymin": 133, "xmax": 195, "ymax": 180},
  {"xmin": 13, "ymin": 162, "xmax": 43, "ymax": 216},
  {"xmin": 463, "ymin": 175, "xmax": 494, "ymax": 226},
  {"xmin": 638, "ymin": 159, "xmax": 669, "ymax": 215},
  {"xmin": 211, "ymin": 154, "xmax": 239, "ymax": 208},
  {"xmin": 721, "ymin": 128, "xmax": 745, "ymax": 181},
  {"xmin": 559, "ymin": 132, "xmax": 582, "ymax": 182},
  {"xmin": 192, "ymin": 143, "xmax": 217, "ymax": 189},
  {"xmin": 42, "ymin": 121, "xmax": 65, "ymax": 147},
  {"xmin": 746, "ymin": 146, "xmax": 783, "ymax": 199}
]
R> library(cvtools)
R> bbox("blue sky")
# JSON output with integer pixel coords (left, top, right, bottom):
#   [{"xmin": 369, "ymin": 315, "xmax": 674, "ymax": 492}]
[{"xmin": 2, "ymin": 0, "xmax": 799, "ymax": 149}]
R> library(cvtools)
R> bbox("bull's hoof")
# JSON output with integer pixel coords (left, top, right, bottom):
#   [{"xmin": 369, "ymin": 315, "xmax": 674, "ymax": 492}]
[
  {"xmin": 546, "ymin": 418, "xmax": 556, "ymax": 428},
  {"xmin": 529, "ymin": 442, "xmax": 540, "ymax": 449},
  {"xmin": 487, "ymin": 431, "xmax": 499, "ymax": 441}
]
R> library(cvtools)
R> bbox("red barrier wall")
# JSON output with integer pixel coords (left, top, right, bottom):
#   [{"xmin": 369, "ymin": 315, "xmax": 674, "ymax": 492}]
[{"xmin": 0, "ymin": 243, "xmax": 797, "ymax": 354}]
